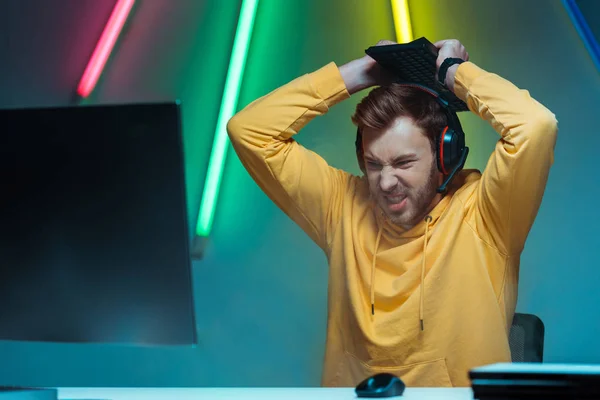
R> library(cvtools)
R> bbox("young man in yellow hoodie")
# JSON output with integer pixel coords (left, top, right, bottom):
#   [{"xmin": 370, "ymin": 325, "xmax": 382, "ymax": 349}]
[{"xmin": 226, "ymin": 38, "xmax": 557, "ymax": 387}]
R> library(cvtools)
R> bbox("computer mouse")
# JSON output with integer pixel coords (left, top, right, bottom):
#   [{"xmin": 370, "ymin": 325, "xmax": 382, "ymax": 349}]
[{"xmin": 355, "ymin": 372, "xmax": 406, "ymax": 398}]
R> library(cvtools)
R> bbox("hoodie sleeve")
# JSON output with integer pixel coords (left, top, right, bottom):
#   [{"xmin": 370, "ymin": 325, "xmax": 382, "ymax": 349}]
[
  {"xmin": 454, "ymin": 62, "xmax": 558, "ymax": 256},
  {"xmin": 226, "ymin": 62, "xmax": 351, "ymax": 249}
]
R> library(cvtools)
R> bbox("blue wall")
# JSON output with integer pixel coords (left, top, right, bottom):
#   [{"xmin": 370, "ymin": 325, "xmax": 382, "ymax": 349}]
[
  {"xmin": 410, "ymin": 0, "xmax": 600, "ymax": 364},
  {"xmin": 0, "ymin": 0, "xmax": 599, "ymax": 388}
]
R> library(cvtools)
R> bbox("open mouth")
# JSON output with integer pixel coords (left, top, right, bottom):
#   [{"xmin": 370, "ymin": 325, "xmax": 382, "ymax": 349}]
[{"xmin": 385, "ymin": 195, "xmax": 408, "ymax": 212}]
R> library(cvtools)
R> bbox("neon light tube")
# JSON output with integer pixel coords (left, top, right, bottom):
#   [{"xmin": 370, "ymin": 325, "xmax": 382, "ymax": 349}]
[
  {"xmin": 77, "ymin": 0, "xmax": 135, "ymax": 97},
  {"xmin": 195, "ymin": 0, "xmax": 259, "ymax": 238},
  {"xmin": 563, "ymin": 0, "xmax": 600, "ymax": 71},
  {"xmin": 390, "ymin": 0, "xmax": 413, "ymax": 43}
]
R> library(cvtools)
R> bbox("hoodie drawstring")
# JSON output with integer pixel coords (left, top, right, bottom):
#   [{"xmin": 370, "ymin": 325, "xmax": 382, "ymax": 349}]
[
  {"xmin": 371, "ymin": 215, "xmax": 433, "ymax": 325},
  {"xmin": 420, "ymin": 215, "xmax": 432, "ymax": 331},
  {"xmin": 371, "ymin": 224, "xmax": 383, "ymax": 315}
]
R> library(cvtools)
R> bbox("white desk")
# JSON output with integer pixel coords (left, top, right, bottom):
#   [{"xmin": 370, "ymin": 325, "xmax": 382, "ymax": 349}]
[{"xmin": 57, "ymin": 387, "xmax": 475, "ymax": 400}]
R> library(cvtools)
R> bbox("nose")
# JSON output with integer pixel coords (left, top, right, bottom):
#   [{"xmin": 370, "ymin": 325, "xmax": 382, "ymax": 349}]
[{"xmin": 379, "ymin": 167, "xmax": 398, "ymax": 193}]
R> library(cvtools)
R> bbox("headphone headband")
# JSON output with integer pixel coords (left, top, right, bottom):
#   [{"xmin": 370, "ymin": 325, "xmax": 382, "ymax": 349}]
[{"xmin": 392, "ymin": 82, "xmax": 449, "ymax": 107}]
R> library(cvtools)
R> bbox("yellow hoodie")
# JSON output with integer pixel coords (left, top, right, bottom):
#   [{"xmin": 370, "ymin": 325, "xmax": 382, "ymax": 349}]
[{"xmin": 226, "ymin": 61, "xmax": 557, "ymax": 387}]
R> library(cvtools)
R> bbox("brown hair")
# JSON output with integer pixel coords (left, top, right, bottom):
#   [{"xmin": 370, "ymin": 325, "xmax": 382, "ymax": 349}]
[{"xmin": 352, "ymin": 84, "xmax": 448, "ymax": 162}]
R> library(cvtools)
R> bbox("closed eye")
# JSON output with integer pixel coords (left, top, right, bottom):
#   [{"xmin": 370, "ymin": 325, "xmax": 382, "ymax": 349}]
[
  {"xmin": 365, "ymin": 157, "xmax": 417, "ymax": 170},
  {"xmin": 395, "ymin": 160, "xmax": 414, "ymax": 168}
]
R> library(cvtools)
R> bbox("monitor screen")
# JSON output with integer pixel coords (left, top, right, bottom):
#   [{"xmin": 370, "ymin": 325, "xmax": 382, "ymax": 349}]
[{"xmin": 0, "ymin": 102, "xmax": 197, "ymax": 345}]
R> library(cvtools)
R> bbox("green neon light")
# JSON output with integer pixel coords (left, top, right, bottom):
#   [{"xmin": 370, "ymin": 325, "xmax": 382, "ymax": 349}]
[{"xmin": 195, "ymin": 0, "xmax": 259, "ymax": 237}]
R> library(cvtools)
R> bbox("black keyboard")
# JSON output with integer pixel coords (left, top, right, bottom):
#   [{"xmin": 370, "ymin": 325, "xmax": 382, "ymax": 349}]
[{"xmin": 365, "ymin": 37, "xmax": 469, "ymax": 112}]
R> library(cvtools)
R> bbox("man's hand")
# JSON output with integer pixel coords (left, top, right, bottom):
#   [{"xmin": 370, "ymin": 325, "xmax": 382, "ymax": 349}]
[
  {"xmin": 340, "ymin": 38, "xmax": 469, "ymax": 94},
  {"xmin": 339, "ymin": 39, "xmax": 396, "ymax": 95},
  {"xmin": 433, "ymin": 39, "xmax": 469, "ymax": 93}
]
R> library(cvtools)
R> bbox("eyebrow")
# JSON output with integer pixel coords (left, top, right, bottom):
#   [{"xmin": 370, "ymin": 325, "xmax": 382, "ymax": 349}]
[{"xmin": 364, "ymin": 154, "xmax": 418, "ymax": 163}]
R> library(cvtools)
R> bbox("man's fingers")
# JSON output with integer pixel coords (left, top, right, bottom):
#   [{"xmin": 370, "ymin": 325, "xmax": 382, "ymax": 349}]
[
  {"xmin": 376, "ymin": 39, "xmax": 397, "ymax": 46},
  {"xmin": 434, "ymin": 39, "xmax": 461, "ymax": 48}
]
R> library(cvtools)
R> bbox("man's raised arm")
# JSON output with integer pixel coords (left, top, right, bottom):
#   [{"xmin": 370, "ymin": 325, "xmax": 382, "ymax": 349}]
[
  {"xmin": 227, "ymin": 53, "xmax": 383, "ymax": 248},
  {"xmin": 439, "ymin": 40, "xmax": 558, "ymax": 256}
]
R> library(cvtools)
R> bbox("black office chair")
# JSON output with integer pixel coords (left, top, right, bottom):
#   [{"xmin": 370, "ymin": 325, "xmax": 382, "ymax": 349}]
[{"xmin": 509, "ymin": 312, "xmax": 545, "ymax": 362}]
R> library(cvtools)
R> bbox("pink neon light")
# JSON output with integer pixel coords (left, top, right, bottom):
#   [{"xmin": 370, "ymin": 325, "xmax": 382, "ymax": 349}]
[{"xmin": 77, "ymin": 0, "xmax": 135, "ymax": 97}]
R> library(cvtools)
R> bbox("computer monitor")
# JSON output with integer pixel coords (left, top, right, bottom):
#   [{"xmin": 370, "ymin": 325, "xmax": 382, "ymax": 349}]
[{"xmin": 0, "ymin": 102, "xmax": 197, "ymax": 345}]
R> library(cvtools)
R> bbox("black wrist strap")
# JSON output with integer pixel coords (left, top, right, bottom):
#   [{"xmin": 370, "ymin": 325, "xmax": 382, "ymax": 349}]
[{"xmin": 438, "ymin": 58, "xmax": 465, "ymax": 87}]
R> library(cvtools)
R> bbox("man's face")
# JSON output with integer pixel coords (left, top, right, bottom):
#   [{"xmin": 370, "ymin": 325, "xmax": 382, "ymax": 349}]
[{"xmin": 362, "ymin": 116, "xmax": 442, "ymax": 229}]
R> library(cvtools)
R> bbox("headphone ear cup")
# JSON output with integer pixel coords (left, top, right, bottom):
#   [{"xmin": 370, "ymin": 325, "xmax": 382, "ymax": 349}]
[
  {"xmin": 441, "ymin": 126, "xmax": 468, "ymax": 174},
  {"xmin": 435, "ymin": 129, "xmax": 441, "ymax": 173},
  {"xmin": 436, "ymin": 127, "xmax": 450, "ymax": 175}
]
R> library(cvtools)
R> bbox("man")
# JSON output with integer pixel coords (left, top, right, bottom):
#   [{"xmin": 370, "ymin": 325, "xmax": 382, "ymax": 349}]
[{"xmin": 226, "ymin": 38, "xmax": 557, "ymax": 387}]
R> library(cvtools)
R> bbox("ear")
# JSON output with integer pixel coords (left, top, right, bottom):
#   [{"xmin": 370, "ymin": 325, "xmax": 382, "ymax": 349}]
[
  {"xmin": 357, "ymin": 151, "xmax": 366, "ymax": 175},
  {"xmin": 355, "ymin": 127, "xmax": 366, "ymax": 174}
]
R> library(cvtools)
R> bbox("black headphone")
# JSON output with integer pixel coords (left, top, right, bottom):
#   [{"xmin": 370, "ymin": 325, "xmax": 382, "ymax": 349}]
[{"xmin": 355, "ymin": 82, "xmax": 469, "ymax": 193}]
